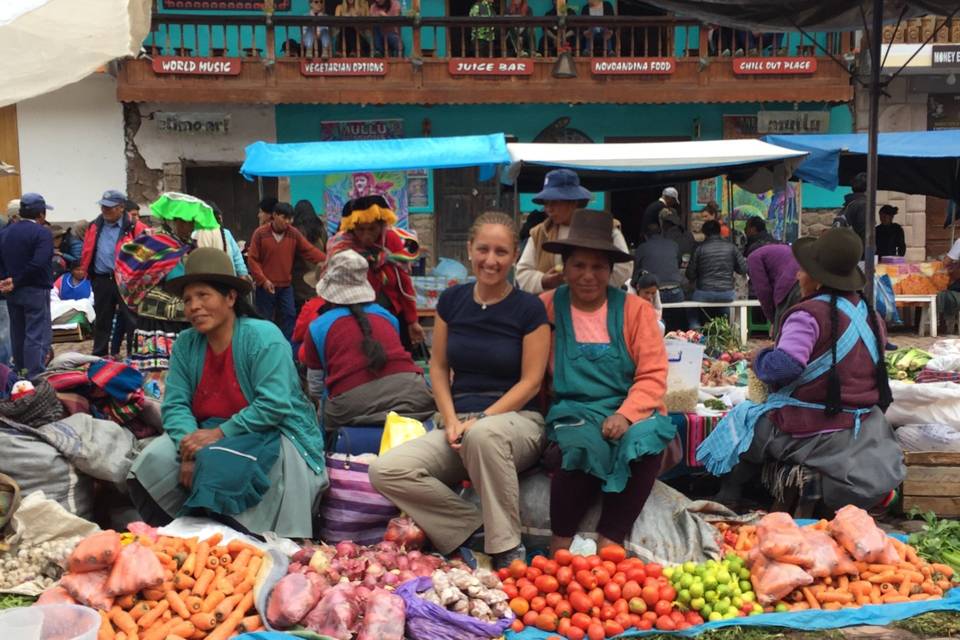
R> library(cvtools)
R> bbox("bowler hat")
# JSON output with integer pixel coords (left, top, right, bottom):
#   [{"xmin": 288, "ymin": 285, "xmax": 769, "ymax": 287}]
[
  {"xmin": 164, "ymin": 247, "xmax": 252, "ymax": 297},
  {"xmin": 791, "ymin": 228, "xmax": 865, "ymax": 293},
  {"xmin": 542, "ymin": 210, "xmax": 632, "ymax": 263},
  {"xmin": 532, "ymin": 169, "xmax": 592, "ymax": 204}
]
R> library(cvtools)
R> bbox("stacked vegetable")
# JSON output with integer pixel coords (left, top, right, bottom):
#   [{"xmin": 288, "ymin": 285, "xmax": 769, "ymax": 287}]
[
  {"xmin": 745, "ymin": 508, "xmax": 955, "ymax": 612},
  {"xmin": 0, "ymin": 535, "xmax": 82, "ymax": 592},
  {"xmin": 886, "ymin": 347, "xmax": 933, "ymax": 381},
  {"xmin": 37, "ymin": 530, "xmax": 265, "ymax": 640}
]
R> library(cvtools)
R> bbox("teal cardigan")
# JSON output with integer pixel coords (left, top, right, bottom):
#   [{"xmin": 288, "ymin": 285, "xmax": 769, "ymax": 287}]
[{"xmin": 162, "ymin": 317, "xmax": 326, "ymax": 475}]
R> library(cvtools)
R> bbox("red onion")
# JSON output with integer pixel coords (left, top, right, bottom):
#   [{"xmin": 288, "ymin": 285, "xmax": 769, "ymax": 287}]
[{"xmin": 335, "ymin": 540, "xmax": 359, "ymax": 558}]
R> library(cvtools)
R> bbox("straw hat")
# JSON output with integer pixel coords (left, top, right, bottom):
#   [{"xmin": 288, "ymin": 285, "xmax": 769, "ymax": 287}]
[{"xmin": 542, "ymin": 210, "xmax": 633, "ymax": 263}]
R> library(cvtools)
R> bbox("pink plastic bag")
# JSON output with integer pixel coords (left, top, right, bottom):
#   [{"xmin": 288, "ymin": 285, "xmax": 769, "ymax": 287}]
[
  {"xmin": 267, "ymin": 572, "xmax": 323, "ymax": 629},
  {"xmin": 357, "ymin": 588, "xmax": 405, "ymax": 640},
  {"xmin": 829, "ymin": 505, "xmax": 899, "ymax": 563},
  {"xmin": 60, "ymin": 569, "xmax": 114, "ymax": 610},
  {"xmin": 303, "ymin": 582, "xmax": 361, "ymax": 640},
  {"xmin": 748, "ymin": 549, "xmax": 814, "ymax": 606},
  {"xmin": 104, "ymin": 542, "xmax": 164, "ymax": 597},
  {"xmin": 757, "ymin": 512, "xmax": 812, "ymax": 568},
  {"xmin": 36, "ymin": 586, "xmax": 77, "ymax": 605},
  {"xmin": 799, "ymin": 529, "xmax": 859, "ymax": 578},
  {"xmin": 67, "ymin": 530, "xmax": 121, "ymax": 574}
]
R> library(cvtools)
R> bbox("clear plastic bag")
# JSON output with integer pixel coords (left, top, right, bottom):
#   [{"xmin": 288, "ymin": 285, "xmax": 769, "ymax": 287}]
[
  {"xmin": 66, "ymin": 530, "xmax": 120, "ymax": 574},
  {"xmin": 829, "ymin": 505, "xmax": 899, "ymax": 563},
  {"xmin": 266, "ymin": 572, "xmax": 322, "ymax": 629},
  {"xmin": 748, "ymin": 549, "xmax": 814, "ymax": 606},
  {"xmin": 757, "ymin": 513, "xmax": 813, "ymax": 568},
  {"xmin": 395, "ymin": 577, "xmax": 513, "ymax": 640},
  {"xmin": 303, "ymin": 582, "xmax": 360, "ymax": 640},
  {"xmin": 60, "ymin": 569, "xmax": 113, "ymax": 610},
  {"xmin": 357, "ymin": 588, "xmax": 405, "ymax": 640}
]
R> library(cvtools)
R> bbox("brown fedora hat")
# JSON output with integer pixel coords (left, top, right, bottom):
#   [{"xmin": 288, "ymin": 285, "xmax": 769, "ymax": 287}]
[
  {"xmin": 542, "ymin": 209, "xmax": 633, "ymax": 263},
  {"xmin": 164, "ymin": 247, "xmax": 252, "ymax": 297},
  {"xmin": 791, "ymin": 227, "xmax": 866, "ymax": 293}
]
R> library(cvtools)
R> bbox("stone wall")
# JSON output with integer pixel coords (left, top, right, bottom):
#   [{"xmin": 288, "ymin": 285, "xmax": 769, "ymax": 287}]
[
  {"xmin": 409, "ymin": 214, "xmax": 436, "ymax": 268},
  {"xmin": 800, "ymin": 209, "xmax": 836, "ymax": 239}
]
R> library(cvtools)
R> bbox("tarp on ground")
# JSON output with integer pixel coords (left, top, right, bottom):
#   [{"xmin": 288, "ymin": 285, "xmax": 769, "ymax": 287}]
[
  {"xmin": 240, "ymin": 134, "xmax": 510, "ymax": 181},
  {"xmin": 504, "ymin": 139, "xmax": 808, "ymax": 194},
  {"xmin": 764, "ymin": 130, "xmax": 960, "ymax": 202},
  {"xmin": 0, "ymin": 0, "xmax": 152, "ymax": 108}
]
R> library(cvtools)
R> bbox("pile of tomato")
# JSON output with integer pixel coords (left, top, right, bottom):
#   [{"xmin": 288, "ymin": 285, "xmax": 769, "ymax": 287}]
[{"xmin": 497, "ymin": 545, "xmax": 704, "ymax": 639}]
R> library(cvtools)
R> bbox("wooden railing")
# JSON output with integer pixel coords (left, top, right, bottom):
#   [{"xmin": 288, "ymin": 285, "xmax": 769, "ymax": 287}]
[{"xmin": 143, "ymin": 12, "xmax": 855, "ymax": 62}]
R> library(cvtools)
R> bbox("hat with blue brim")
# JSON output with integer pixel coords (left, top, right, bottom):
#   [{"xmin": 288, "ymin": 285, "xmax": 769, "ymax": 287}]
[
  {"xmin": 97, "ymin": 189, "xmax": 127, "ymax": 208},
  {"xmin": 20, "ymin": 193, "xmax": 53, "ymax": 214},
  {"xmin": 532, "ymin": 169, "xmax": 592, "ymax": 204},
  {"xmin": 149, "ymin": 192, "xmax": 220, "ymax": 230}
]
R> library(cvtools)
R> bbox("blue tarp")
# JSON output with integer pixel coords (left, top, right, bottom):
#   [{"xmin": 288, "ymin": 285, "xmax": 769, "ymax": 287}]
[
  {"xmin": 240, "ymin": 133, "xmax": 509, "ymax": 181},
  {"xmin": 763, "ymin": 130, "xmax": 960, "ymax": 203}
]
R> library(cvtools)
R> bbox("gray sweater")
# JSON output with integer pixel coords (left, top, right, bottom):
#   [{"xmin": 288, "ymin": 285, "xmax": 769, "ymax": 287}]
[{"xmin": 686, "ymin": 235, "xmax": 747, "ymax": 292}]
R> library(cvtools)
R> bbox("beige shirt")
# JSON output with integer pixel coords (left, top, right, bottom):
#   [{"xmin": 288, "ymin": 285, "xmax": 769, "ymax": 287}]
[{"xmin": 515, "ymin": 224, "xmax": 632, "ymax": 294}]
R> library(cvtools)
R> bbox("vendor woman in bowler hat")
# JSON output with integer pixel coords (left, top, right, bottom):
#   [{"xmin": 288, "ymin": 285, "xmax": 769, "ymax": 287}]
[
  {"xmin": 516, "ymin": 169, "xmax": 632, "ymax": 294},
  {"xmin": 699, "ymin": 228, "xmax": 905, "ymax": 515}
]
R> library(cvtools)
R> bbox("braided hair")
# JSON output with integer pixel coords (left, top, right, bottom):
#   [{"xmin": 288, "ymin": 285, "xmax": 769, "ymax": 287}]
[
  {"xmin": 348, "ymin": 303, "xmax": 388, "ymax": 373},
  {"xmin": 823, "ymin": 289, "xmax": 892, "ymax": 416}
]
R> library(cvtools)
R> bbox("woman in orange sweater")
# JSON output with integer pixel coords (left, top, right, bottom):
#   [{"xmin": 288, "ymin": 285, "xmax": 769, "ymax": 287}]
[{"xmin": 540, "ymin": 210, "xmax": 675, "ymax": 554}]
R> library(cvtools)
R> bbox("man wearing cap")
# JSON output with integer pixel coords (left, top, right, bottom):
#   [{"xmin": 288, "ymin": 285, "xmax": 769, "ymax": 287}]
[
  {"xmin": 80, "ymin": 189, "xmax": 148, "ymax": 357},
  {"xmin": 641, "ymin": 186, "xmax": 680, "ymax": 239},
  {"xmin": 516, "ymin": 169, "xmax": 632, "ymax": 294},
  {"xmin": 0, "ymin": 199, "xmax": 17, "ymax": 367},
  {"xmin": 633, "ymin": 216, "xmax": 685, "ymax": 330},
  {"xmin": 875, "ymin": 204, "xmax": 906, "ymax": 258},
  {"xmin": 0, "ymin": 193, "xmax": 55, "ymax": 378}
]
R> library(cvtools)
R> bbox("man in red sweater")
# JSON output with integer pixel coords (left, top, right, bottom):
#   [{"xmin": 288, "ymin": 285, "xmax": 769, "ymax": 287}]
[{"xmin": 247, "ymin": 202, "xmax": 326, "ymax": 339}]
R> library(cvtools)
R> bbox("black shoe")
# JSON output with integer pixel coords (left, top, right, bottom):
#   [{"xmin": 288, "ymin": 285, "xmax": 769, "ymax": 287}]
[
  {"xmin": 492, "ymin": 543, "xmax": 526, "ymax": 570},
  {"xmin": 886, "ymin": 342, "xmax": 898, "ymax": 351}
]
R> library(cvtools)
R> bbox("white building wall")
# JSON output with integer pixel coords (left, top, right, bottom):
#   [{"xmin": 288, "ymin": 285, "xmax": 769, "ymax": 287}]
[{"xmin": 17, "ymin": 73, "xmax": 126, "ymax": 224}]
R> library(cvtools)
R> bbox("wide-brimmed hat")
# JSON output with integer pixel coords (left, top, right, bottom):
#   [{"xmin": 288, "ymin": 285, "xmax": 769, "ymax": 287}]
[
  {"xmin": 339, "ymin": 195, "xmax": 397, "ymax": 232},
  {"xmin": 791, "ymin": 228, "xmax": 865, "ymax": 293},
  {"xmin": 164, "ymin": 247, "xmax": 252, "ymax": 297},
  {"xmin": 542, "ymin": 209, "xmax": 633, "ymax": 263},
  {"xmin": 532, "ymin": 169, "xmax": 593, "ymax": 204},
  {"xmin": 150, "ymin": 192, "xmax": 220, "ymax": 230},
  {"xmin": 316, "ymin": 250, "xmax": 376, "ymax": 304}
]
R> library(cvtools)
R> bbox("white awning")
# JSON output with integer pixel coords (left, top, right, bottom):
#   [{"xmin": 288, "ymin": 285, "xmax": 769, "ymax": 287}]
[{"xmin": 0, "ymin": 0, "xmax": 152, "ymax": 107}]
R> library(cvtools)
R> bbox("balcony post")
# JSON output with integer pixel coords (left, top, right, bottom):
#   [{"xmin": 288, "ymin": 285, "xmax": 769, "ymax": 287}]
[
  {"xmin": 264, "ymin": 0, "xmax": 276, "ymax": 66},
  {"xmin": 412, "ymin": 0, "xmax": 422, "ymax": 57}
]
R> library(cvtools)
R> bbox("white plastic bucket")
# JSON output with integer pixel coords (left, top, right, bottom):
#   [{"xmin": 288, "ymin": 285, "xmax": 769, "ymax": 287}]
[
  {"xmin": 0, "ymin": 605, "xmax": 99, "ymax": 640},
  {"xmin": 0, "ymin": 607, "xmax": 43, "ymax": 640},
  {"xmin": 665, "ymin": 339, "xmax": 705, "ymax": 412}
]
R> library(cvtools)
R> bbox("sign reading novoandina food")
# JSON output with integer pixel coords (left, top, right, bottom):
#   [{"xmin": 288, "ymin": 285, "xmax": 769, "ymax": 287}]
[
  {"xmin": 152, "ymin": 57, "xmax": 242, "ymax": 76},
  {"xmin": 590, "ymin": 58, "xmax": 674, "ymax": 75},
  {"xmin": 732, "ymin": 57, "xmax": 817, "ymax": 74},
  {"xmin": 300, "ymin": 59, "xmax": 387, "ymax": 76},
  {"xmin": 448, "ymin": 59, "xmax": 534, "ymax": 75},
  {"xmin": 160, "ymin": 0, "xmax": 290, "ymax": 9}
]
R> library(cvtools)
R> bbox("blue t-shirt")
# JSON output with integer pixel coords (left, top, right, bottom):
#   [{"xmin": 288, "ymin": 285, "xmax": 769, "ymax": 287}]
[
  {"xmin": 437, "ymin": 283, "xmax": 547, "ymax": 414},
  {"xmin": 94, "ymin": 220, "xmax": 122, "ymax": 275}
]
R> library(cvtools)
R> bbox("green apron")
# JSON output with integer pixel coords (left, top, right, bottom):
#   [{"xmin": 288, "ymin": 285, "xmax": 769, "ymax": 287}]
[{"xmin": 546, "ymin": 286, "xmax": 675, "ymax": 493}]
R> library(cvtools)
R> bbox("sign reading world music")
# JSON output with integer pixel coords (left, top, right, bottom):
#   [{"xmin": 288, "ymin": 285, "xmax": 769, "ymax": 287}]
[
  {"xmin": 732, "ymin": 57, "xmax": 817, "ymax": 75},
  {"xmin": 152, "ymin": 56, "xmax": 242, "ymax": 76}
]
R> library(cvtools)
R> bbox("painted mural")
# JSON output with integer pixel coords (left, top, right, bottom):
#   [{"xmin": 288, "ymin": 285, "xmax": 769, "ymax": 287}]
[
  {"xmin": 725, "ymin": 182, "xmax": 801, "ymax": 243},
  {"xmin": 323, "ymin": 171, "xmax": 409, "ymax": 235}
]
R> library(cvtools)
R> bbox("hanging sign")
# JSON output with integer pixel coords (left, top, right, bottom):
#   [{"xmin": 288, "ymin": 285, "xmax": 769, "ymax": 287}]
[
  {"xmin": 590, "ymin": 58, "xmax": 674, "ymax": 75},
  {"xmin": 757, "ymin": 110, "xmax": 830, "ymax": 134},
  {"xmin": 301, "ymin": 59, "xmax": 388, "ymax": 76},
  {"xmin": 320, "ymin": 119, "xmax": 404, "ymax": 141},
  {"xmin": 932, "ymin": 44, "xmax": 960, "ymax": 67},
  {"xmin": 732, "ymin": 57, "xmax": 817, "ymax": 75},
  {"xmin": 448, "ymin": 59, "xmax": 534, "ymax": 75},
  {"xmin": 156, "ymin": 112, "xmax": 231, "ymax": 135},
  {"xmin": 159, "ymin": 1, "xmax": 291, "ymax": 10},
  {"xmin": 152, "ymin": 56, "xmax": 242, "ymax": 76}
]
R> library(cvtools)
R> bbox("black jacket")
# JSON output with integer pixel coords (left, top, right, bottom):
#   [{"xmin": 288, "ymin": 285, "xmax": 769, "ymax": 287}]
[
  {"xmin": 834, "ymin": 192, "xmax": 867, "ymax": 243},
  {"xmin": 686, "ymin": 235, "xmax": 747, "ymax": 292},
  {"xmin": 876, "ymin": 223, "xmax": 906, "ymax": 258},
  {"xmin": 744, "ymin": 230, "xmax": 776, "ymax": 257}
]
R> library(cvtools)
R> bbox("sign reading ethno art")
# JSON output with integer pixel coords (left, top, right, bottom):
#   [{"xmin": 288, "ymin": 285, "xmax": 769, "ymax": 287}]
[
  {"xmin": 590, "ymin": 58, "xmax": 674, "ymax": 75},
  {"xmin": 757, "ymin": 110, "xmax": 830, "ymax": 134},
  {"xmin": 152, "ymin": 56, "xmax": 242, "ymax": 75},
  {"xmin": 448, "ymin": 59, "xmax": 534, "ymax": 75},
  {"xmin": 732, "ymin": 57, "xmax": 817, "ymax": 75},
  {"xmin": 301, "ymin": 59, "xmax": 387, "ymax": 76},
  {"xmin": 156, "ymin": 112, "xmax": 231, "ymax": 135}
]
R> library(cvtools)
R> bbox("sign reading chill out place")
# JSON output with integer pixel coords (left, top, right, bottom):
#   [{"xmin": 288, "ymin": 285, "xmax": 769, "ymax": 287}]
[
  {"xmin": 448, "ymin": 59, "xmax": 534, "ymax": 75},
  {"xmin": 152, "ymin": 56, "xmax": 242, "ymax": 75},
  {"xmin": 732, "ymin": 57, "xmax": 817, "ymax": 75}
]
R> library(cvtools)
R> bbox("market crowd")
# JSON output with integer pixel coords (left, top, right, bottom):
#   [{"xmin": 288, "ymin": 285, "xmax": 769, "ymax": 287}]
[{"xmin": 0, "ymin": 169, "xmax": 906, "ymax": 568}]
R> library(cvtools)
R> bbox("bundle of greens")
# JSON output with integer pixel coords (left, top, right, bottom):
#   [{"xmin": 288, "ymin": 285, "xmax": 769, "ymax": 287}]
[
  {"xmin": 886, "ymin": 348, "xmax": 933, "ymax": 381},
  {"xmin": 908, "ymin": 510, "xmax": 960, "ymax": 574}
]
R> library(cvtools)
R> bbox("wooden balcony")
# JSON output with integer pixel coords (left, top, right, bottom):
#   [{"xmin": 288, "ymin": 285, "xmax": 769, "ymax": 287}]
[{"xmin": 116, "ymin": 13, "xmax": 855, "ymax": 105}]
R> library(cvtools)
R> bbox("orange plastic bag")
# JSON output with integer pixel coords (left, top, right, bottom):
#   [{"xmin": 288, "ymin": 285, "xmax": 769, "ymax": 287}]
[
  {"xmin": 60, "ymin": 569, "xmax": 114, "ymax": 610},
  {"xmin": 749, "ymin": 549, "xmax": 814, "ymax": 605},
  {"xmin": 798, "ymin": 529, "xmax": 858, "ymax": 578},
  {"xmin": 105, "ymin": 542, "xmax": 165, "ymax": 597},
  {"xmin": 828, "ymin": 505, "xmax": 899, "ymax": 563},
  {"xmin": 67, "ymin": 530, "xmax": 121, "ymax": 573},
  {"xmin": 757, "ymin": 513, "xmax": 813, "ymax": 568}
]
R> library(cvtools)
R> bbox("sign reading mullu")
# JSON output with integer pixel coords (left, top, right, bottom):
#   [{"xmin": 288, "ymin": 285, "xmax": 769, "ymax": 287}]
[
  {"xmin": 152, "ymin": 56, "xmax": 242, "ymax": 76},
  {"xmin": 757, "ymin": 111, "xmax": 830, "ymax": 134}
]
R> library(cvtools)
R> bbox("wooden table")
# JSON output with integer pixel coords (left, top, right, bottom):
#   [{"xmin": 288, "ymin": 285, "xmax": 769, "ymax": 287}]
[
  {"xmin": 660, "ymin": 299, "xmax": 762, "ymax": 345},
  {"xmin": 896, "ymin": 294, "xmax": 938, "ymax": 338}
]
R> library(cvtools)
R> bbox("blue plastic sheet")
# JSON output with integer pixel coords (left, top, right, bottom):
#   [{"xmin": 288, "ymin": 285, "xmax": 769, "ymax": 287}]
[{"xmin": 510, "ymin": 588, "xmax": 960, "ymax": 639}]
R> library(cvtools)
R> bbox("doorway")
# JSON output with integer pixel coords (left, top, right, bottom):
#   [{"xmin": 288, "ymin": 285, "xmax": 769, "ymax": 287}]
[
  {"xmin": 183, "ymin": 164, "xmax": 278, "ymax": 246},
  {"xmin": 605, "ymin": 135, "xmax": 689, "ymax": 249},
  {"xmin": 434, "ymin": 166, "xmax": 512, "ymax": 266}
]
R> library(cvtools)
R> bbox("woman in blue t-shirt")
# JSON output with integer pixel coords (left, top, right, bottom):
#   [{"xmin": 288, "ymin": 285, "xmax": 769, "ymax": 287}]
[{"xmin": 371, "ymin": 212, "xmax": 550, "ymax": 568}]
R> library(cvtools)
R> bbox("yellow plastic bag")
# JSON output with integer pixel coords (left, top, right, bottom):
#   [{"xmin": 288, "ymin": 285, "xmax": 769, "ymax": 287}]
[{"xmin": 379, "ymin": 411, "xmax": 426, "ymax": 456}]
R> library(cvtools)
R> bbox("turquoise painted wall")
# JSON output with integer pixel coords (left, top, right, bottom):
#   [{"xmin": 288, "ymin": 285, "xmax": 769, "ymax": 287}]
[{"xmin": 275, "ymin": 102, "xmax": 853, "ymax": 211}]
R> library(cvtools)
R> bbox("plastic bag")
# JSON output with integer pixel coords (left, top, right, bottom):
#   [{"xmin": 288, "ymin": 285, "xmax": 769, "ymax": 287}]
[
  {"xmin": 798, "ymin": 529, "xmax": 857, "ymax": 578},
  {"xmin": 36, "ymin": 586, "xmax": 77, "ymax": 605},
  {"xmin": 104, "ymin": 542, "xmax": 164, "ymax": 597},
  {"xmin": 748, "ymin": 550, "xmax": 814, "ymax": 606},
  {"xmin": 357, "ymin": 588, "xmax": 406, "ymax": 640},
  {"xmin": 303, "ymin": 582, "xmax": 361, "ymax": 640},
  {"xmin": 829, "ymin": 505, "xmax": 899, "ymax": 564},
  {"xmin": 380, "ymin": 411, "xmax": 427, "ymax": 456},
  {"xmin": 396, "ymin": 577, "xmax": 513, "ymax": 640},
  {"xmin": 60, "ymin": 569, "xmax": 114, "ymax": 610},
  {"xmin": 384, "ymin": 516, "xmax": 427, "ymax": 550},
  {"xmin": 266, "ymin": 572, "xmax": 322, "ymax": 629},
  {"xmin": 874, "ymin": 275, "xmax": 901, "ymax": 325},
  {"xmin": 67, "ymin": 530, "xmax": 121, "ymax": 573},
  {"xmin": 431, "ymin": 257, "xmax": 468, "ymax": 282},
  {"xmin": 757, "ymin": 513, "xmax": 812, "ymax": 568}
]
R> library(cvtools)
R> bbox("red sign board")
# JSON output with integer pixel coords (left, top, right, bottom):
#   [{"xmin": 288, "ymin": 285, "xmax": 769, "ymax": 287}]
[
  {"xmin": 732, "ymin": 57, "xmax": 817, "ymax": 75},
  {"xmin": 590, "ymin": 58, "xmax": 674, "ymax": 75},
  {"xmin": 448, "ymin": 59, "xmax": 534, "ymax": 76},
  {"xmin": 152, "ymin": 56, "xmax": 242, "ymax": 76},
  {"xmin": 300, "ymin": 59, "xmax": 388, "ymax": 76}
]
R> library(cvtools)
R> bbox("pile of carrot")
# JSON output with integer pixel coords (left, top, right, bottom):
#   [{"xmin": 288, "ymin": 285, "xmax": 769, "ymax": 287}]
[
  {"xmin": 779, "ymin": 522, "xmax": 955, "ymax": 612},
  {"xmin": 96, "ymin": 533, "xmax": 265, "ymax": 640},
  {"xmin": 713, "ymin": 522, "xmax": 757, "ymax": 556}
]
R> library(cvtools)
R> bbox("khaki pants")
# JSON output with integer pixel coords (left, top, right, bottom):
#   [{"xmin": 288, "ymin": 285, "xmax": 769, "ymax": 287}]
[{"xmin": 369, "ymin": 411, "xmax": 545, "ymax": 555}]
